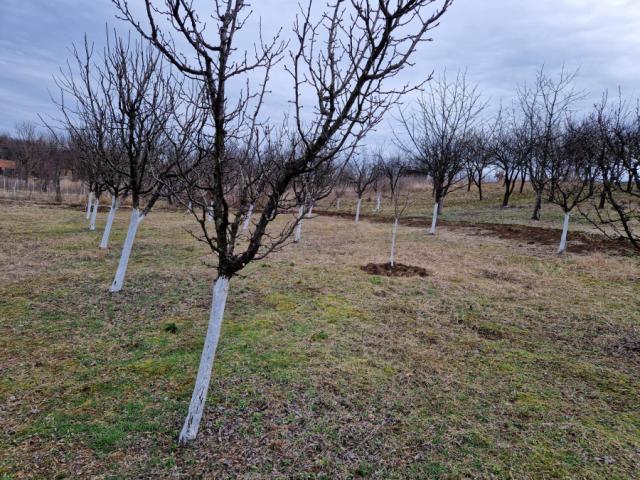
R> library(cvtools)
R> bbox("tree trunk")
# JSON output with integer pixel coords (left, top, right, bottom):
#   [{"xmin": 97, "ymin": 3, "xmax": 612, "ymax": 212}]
[
  {"xmin": 336, "ymin": 198, "xmax": 341, "ymax": 210},
  {"xmin": 389, "ymin": 217, "xmax": 398, "ymax": 266},
  {"xmin": 502, "ymin": 180, "xmax": 512, "ymax": 208},
  {"xmin": 100, "ymin": 195, "xmax": 119, "ymax": 249},
  {"xmin": 375, "ymin": 193, "xmax": 381, "ymax": 212},
  {"xmin": 355, "ymin": 197, "xmax": 362, "ymax": 223},
  {"xmin": 519, "ymin": 172, "xmax": 526, "ymax": 193},
  {"xmin": 89, "ymin": 197, "xmax": 100, "ymax": 231},
  {"xmin": 437, "ymin": 197, "xmax": 444, "ymax": 215},
  {"xmin": 477, "ymin": 180, "xmax": 483, "ymax": 201},
  {"xmin": 179, "ymin": 276, "xmax": 230, "ymax": 444},
  {"xmin": 429, "ymin": 202, "xmax": 438, "ymax": 235},
  {"xmin": 598, "ymin": 190, "xmax": 606, "ymax": 209},
  {"xmin": 531, "ymin": 191, "xmax": 542, "ymax": 221},
  {"xmin": 86, "ymin": 192, "xmax": 94, "ymax": 220},
  {"xmin": 306, "ymin": 204, "xmax": 314, "ymax": 218},
  {"xmin": 109, "ymin": 208, "xmax": 145, "ymax": 292},
  {"xmin": 558, "ymin": 212, "xmax": 570, "ymax": 254},
  {"xmin": 242, "ymin": 204, "xmax": 254, "ymax": 232},
  {"xmin": 54, "ymin": 175, "xmax": 62, "ymax": 203},
  {"xmin": 294, "ymin": 206, "xmax": 304, "ymax": 243}
]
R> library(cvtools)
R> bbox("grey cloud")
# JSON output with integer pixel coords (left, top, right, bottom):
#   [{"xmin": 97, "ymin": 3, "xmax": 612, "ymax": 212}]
[{"xmin": 1, "ymin": 0, "xmax": 639, "ymax": 141}]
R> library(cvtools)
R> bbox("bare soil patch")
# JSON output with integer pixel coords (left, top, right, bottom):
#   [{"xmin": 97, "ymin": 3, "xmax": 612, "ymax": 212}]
[
  {"xmin": 361, "ymin": 262, "xmax": 430, "ymax": 278},
  {"xmin": 318, "ymin": 210, "xmax": 636, "ymax": 255}
]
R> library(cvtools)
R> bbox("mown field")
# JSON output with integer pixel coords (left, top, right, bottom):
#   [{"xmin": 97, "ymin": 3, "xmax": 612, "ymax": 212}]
[{"xmin": 1, "ymin": 191, "xmax": 639, "ymax": 479}]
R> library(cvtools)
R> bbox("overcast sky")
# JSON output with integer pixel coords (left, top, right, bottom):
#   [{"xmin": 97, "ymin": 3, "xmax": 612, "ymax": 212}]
[{"xmin": 1, "ymin": 0, "xmax": 639, "ymax": 143}]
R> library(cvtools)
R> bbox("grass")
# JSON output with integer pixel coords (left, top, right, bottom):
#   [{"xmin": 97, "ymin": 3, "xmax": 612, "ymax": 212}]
[
  {"xmin": 0, "ymin": 199, "xmax": 639, "ymax": 479},
  {"xmin": 324, "ymin": 181, "xmax": 638, "ymax": 235}
]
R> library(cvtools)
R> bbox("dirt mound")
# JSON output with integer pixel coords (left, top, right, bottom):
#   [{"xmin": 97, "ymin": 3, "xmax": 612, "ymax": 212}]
[{"xmin": 361, "ymin": 262, "xmax": 430, "ymax": 278}]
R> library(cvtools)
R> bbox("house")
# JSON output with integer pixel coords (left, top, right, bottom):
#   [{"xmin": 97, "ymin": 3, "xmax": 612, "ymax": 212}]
[{"xmin": 0, "ymin": 159, "xmax": 16, "ymax": 175}]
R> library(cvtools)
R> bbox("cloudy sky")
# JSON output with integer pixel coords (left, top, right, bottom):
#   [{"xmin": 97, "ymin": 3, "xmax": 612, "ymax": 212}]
[{"xmin": 1, "ymin": 0, "xmax": 639, "ymax": 142}]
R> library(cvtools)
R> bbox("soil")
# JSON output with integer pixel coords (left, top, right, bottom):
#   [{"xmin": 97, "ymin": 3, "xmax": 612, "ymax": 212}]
[
  {"xmin": 319, "ymin": 209, "xmax": 636, "ymax": 255},
  {"xmin": 361, "ymin": 262, "xmax": 431, "ymax": 278}
]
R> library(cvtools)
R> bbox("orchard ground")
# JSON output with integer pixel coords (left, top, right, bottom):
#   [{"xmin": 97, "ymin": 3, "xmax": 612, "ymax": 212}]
[{"xmin": 1, "ymin": 184, "xmax": 639, "ymax": 479}]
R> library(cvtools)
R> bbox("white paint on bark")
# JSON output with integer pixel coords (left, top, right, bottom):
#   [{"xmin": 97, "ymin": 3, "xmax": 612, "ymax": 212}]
[
  {"xmin": 558, "ymin": 212, "xmax": 570, "ymax": 254},
  {"xmin": 109, "ymin": 208, "xmax": 145, "ymax": 292},
  {"xmin": 242, "ymin": 204, "xmax": 254, "ymax": 232},
  {"xmin": 307, "ymin": 204, "xmax": 314, "ymax": 218},
  {"xmin": 389, "ymin": 217, "xmax": 398, "ymax": 266},
  {"xmin": 355, "ymin": 197, "xmax": 362, "ymax": 223},
  {"xmin": 179, "ymin": 276, "xmax": 230, "ymax": 443},
  {"xmin": 375, "ymin": 193, "xmax": 381, "ymax": 212},
  {"xmin": 336, "ymin": 198, "xmax": 341, "ymax": 210},
  {"xmin": 89, "ymin": 197, "xmax": 100, "ymax": 231},
  {"xmin": 100, "ymin": 195, "xmax": 119, "ymax": 249},
  {"xmin": 429, "ymin": 202, "xmax": 438, "ymax": 235},
  {"xmin": 86, "ymin": 192, "xmax": 94, "ymax": 220},
  {"xmin": 294, "ymin": 206, "xmax": 304, "ymax": 243}
]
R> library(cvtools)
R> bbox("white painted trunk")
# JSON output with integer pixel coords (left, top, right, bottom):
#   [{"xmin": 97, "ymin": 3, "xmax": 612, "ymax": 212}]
[
  {"xmin": 294, "ymin": 206, "xmax": 304, "ymax": 243},
  {"xmin": 206, "ymin": 203, "xmax": 214, "ymax": 222},
  {"xmin": 100, "ymin": 195, "xmax": 118, "ymax": 249},
  {"xmin": 389, "ymin": 217, "xmax": 398, "ymax": 266},
  {"xmin": 355, "ymin": 198, "xmax": 362, "ymax": 223},
  {"xmin": 429, "ymin": 202, "xmax": 438, "ymax": 235},
  {"xmin": 375, "ymin": 193, "xmax": 381, "ymax": 212},
  {"xmin": 242, "ymin": 204, "xmax": 254, "ymax": 232},
  {"xmin": 187, "ymin": 201, "xmax": 193, "ymax": 214},
  {"xmin": 558, "ymin": 212, "xmax": 570, "ymax": 254},
  {"xmin": 179, "ymin": 276, "xmax": 230, "ymax": 444},
  {"xmin": 306, "ymin": 204, "xmax": 314, "ymax": 218},
  {"xmin": 89, "ymin": 198, "xmax": 100, "ymax": 231},
  {"xmin": 336, "ymin": 198, "xmax": 341, "ymax": 210},
  {"xmin": 86, "ymin": 192, "xmax": 94, "ymax": 219},
  {"xmin": 109, "ymin": 208, "xmax": 144, "ymax": 293}
]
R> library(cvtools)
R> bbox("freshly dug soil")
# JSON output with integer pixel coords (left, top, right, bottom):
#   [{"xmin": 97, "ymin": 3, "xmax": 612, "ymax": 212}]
[{"xmin": 361, "ymin": 262, "xmax": 430, "ymax": 278}]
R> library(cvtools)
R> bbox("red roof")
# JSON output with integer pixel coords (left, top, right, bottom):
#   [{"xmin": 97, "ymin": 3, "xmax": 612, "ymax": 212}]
[{"xmin": 0, "ymin": 159, "xmax": 16, "ymax": 169}]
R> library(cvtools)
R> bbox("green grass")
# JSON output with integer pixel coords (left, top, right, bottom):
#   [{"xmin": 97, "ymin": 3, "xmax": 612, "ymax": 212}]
[{"xmin": 0, "ymin": 201, "xmax": 639, "ymax": 478}]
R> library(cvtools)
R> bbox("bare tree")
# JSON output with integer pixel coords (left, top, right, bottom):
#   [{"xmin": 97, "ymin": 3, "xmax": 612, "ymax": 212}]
[
  {"xmin": 347, "ymin": 155, "xmax": 378, "ymax": 223},
  {"xmin": 54, "ymin": 32, "xmax": 183, "ymax": 289},
  {"xmin": 491, "ymin": 108, "xmax": 533, "ymax": 208},
  {"xmin": 381, "ymin": 156, "xmax": 410, "ymax": 266},
  {"xmin": 518, "ymin": 66, "xmax": 582, "ymax": 220},
  {"xmin": 547, "ymin": 117, "xmax": 597, "ymax": 253},
  {"xmin": 581, "ymin": 93, "xmax": 640, "ymax": 251},
  {"xmin": 397, "ymin": 70, "xmax": 485, "ymax": 234},
  {"xmin": 464, "ymin": 128, "xmax": 494, "ymax": 201},
  {"xmin": 113, "ymin": 0, "xmax": 453, "ymax": 443},
  {"xmin": 14, "ymin": 122, "xmax": 41, "ymax": 183}
]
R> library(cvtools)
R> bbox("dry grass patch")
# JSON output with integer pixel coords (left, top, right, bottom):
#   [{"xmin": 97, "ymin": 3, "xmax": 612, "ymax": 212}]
[{"xmin": 0, "ymin": 202, "xmax": 639, "ymax": 479}]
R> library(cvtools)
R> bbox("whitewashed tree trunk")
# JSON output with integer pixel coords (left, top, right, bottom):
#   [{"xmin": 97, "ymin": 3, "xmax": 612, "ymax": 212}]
[
  {"xmin": 100, "ymin": 195, "xmax": 119, "ymax": 249},
  {"xmin": 355, "ymin": 197, "xmax": 362, "ymax": 223},
  {"xmin": 242, "ymin": 204, "xmax": 254, "ymax": 232},
  {"xmin": 86, "ymin": 192, "xmax": 94, "ymax": 219},
  {"xmin": 206, "ymin": 203, "xmax": 214, "ymax": 222},
  {"xmin": 89, "ymin": 197, "xmax": 100, "ymax": 231},
  {"xmin": 306, "ymin": 204, "xmax": 314, "ymax": 218},
  {"xmin": 109, "ymin": 208, "xmax": 145, "ymax": 293},
  {"xmin": 179, "ymin": 276, "xmax": 230, "ymax": 444},
  {"xmin": 294, "ymin": 206, "xmax": 304, "ymax": 243},
  {"xmin": 558, "ymin": 212, "xmax": 570, "ymax": 254},
  {"xmin": 336, "ymin": 198, "xmax": 341, "ymax": 210},
  {"xmin": 375, "ymin": 193, "xmax": 381, "ymax": 212},
  {"xmin": 187, "ymin": 201, "xmax": 193, "ymax": 214},
  {"xmin": 389, "ymin": 217, "xmax": 398, "ymax": 266},
  {"xmin": 429, "ymin": 202, "xmax": 438, "ymax": 235}
]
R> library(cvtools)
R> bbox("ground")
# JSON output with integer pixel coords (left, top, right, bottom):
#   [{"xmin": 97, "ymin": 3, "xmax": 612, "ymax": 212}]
[{"xmin": 1, "ymin": 188, "xmax": 639, "ymax": 479}]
